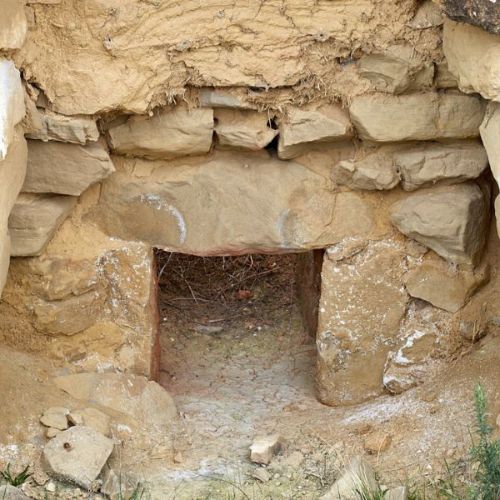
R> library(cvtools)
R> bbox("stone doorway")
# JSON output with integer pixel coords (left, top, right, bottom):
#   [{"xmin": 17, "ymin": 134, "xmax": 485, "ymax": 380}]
[{"xmin": 154, "ymin": 251, "xmax": 322, "ymax": 444}]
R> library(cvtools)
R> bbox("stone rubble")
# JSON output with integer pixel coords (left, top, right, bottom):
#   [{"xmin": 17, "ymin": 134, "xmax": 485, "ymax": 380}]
[
  {"xmin": 39, "ymin": 407, "xmax": 70, "ymax": 430},
  {"xmin": 42, "ymin": 426, "xmax": 114, "ymax": 490}
]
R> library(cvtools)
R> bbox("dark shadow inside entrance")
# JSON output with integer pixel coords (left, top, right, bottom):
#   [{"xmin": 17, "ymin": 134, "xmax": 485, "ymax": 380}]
[{"xmin": 154, "ymin": 251, "xmax": 323, "ymax": 426}]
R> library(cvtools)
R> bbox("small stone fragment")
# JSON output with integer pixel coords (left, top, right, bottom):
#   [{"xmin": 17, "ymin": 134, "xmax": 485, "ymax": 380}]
[
  {"xmin": 250, "ymin": 434, "xmax": 282, "ymax": 465},
  {"xmin": 45, "ymin": 482, "xmax": 56, "ymax": 493},
  {"xmin": 42, "ymin": 426, "xmax": 114, "ymax": 490},
  {"xmin": 334, "ymin": 155, "xmax": 398, "ymax": 191},
  {"xmin": 40, "ymin": 407, "xmax": 70, "ymax": 430},
  {"xmin": 252, "ymin": 468, "xmax": 270, "ymax": 483},
  {"xmin": 321, "ymin": 456, "xmax": 378, "ymax": 500},
  {"xmin": 363, "ymin": 433, "xmax": 392, "ymax": 455}
]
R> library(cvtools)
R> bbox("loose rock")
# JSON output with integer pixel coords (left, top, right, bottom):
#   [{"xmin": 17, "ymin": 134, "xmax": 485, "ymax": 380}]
[
  {"xmin": 0, "ymin": 485, "xmax": 29, "ymax": 500},
  {"xmin": 250, "ymin": 434, "xmax": 282, "ymax": 465},
  {"xmin": 321, "ymin": 456, "xmax": 378, "ymax": 500},
  {"xmin": 42, "ymin": 426, "xmax": 114, "ymax": 490},
  {"xmin": 40, "ymin": 407, "xmax": 70, "ymax": 430}
]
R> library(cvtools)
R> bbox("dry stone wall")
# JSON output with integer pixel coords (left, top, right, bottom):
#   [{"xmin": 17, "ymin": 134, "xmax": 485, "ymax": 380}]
[{"xmin": 0, "ymin": 0, "xmax": 499, "ymax": 404}]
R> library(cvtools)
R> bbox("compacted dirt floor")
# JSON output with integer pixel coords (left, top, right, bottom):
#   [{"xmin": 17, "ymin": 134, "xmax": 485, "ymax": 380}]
[
  {"xmin": 154, "ymin": 253, "xmax": 500, "ymax": 499},
  {"xmin": 0, "ymin": 253, "xmax": 499, "ymax": 498}
]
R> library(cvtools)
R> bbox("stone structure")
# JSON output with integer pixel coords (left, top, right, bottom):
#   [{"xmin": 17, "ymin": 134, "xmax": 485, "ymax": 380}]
[{"xmin": 0, "ymin": 0, "xmax": 499, "ymax": 406}]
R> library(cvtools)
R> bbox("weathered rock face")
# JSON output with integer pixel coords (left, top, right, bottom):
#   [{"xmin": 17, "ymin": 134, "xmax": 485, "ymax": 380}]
[
  {"xmin": 0, "ymin": 0, "xmax": 27, "ymax": 51},
  {"xmin": 215, "ymin": 109, "xmax": 277, "ymax": 151},
  {"xmin": 383, "ymin": 301, "xmax": 454, "ymax": 394},
  {"xmin": 443, "ymin": 0, "xmax": 500, "ymax": 35},
  {"xmin": 9, "ymin": 194, "xmax": 77, "ymax": 256},
  {"xmin": 23, "ymin": 140, "xmax": 115, "ymax": 195},
  {"xmin": 277, "ymin": 104, "xmax": 352, "ymax": 160},
  {"xmin": 390, "ymin": 183, "xmax": 490, "ymax": 265},
  {"xmin": 350, "ymin": 92, "xmax": 485, "ymax": 142},
  {"xmin": 97, "ymin": 151, "xmax": 339, "ymax": 255},
  {"xmin": 108, "ymin": 107, "xmax": 214, "ymax": 160},
  {"xmin": 443, "ymin": 20, "xmax": 500, "ymax": 102},
  {"xmin": 16, "ymin": 0, "xmax": 442, "ymax": 115},
  {"xmin": 0, "ymin": 59, "xmax": 25, "ymax": 160},
  {"xmin": 316, "ymin": 240, "xmax": 409, "ymax": 405}
]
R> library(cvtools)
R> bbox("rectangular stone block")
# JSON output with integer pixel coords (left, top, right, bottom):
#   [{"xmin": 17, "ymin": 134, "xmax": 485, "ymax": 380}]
[
  {"xmin": 349, "ymin": 92, "xmax": 485, "ymax": 142},
  {"xmin": 0, "ymin": 0, "xmax": 27, "ymax": 50},
  {"xmin": 23, "ymin": 140, "xmax": 115, "ymax": 195}
]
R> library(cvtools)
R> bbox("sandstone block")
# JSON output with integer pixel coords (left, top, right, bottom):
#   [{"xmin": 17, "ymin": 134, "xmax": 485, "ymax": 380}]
[
  {"xmin": 0, "ymin": 0, "xmax": 27, "ymax": 51},
  {"xmin": 33, "ymin": 290, "xmax": 102, "ymax": 336},
  {"xmin": 9, "ymin": 194, "xmax": 77, "ymax": 257},
  {"xmin": 97, "ymin": 151, "xmax": 339, "ymax": 255},
  {"xmin": 278, "ymin": 104, "xmax": 352, "ymax": 159},
  {"xmin": 390, "ymin": 183, "xmax": 490, "ymax": 265},
  {"xmin": 23, "ymin": 140, "xmax": 115, "ymax": 195},
  {"xmin": 43, "ymin": 426, "xmax": 113, "ymax": 490},
  {"xmin": 404, "ymin": 261, "xmax": 489, "ymax": 313},
  {"xmin": 321, "ymin": 457, "xmax": 378, "ymax": 500},
  {"xmin": 443, "ymin": 0, "xmax": 500, "ymax": 35},
  {"xmin": 443, "ymin": 20, "xmax": 500, "ymax": 102},
  {"xmin": 333, "ymin": 153, "xmax": 398, "ymax": 191},
  {"xmin": 395, "ymin": 141, "xmax": 489, "ymax": 191},
  {"xmin": 317, "ymin": 240, "xmax": 408, "ymax": 406},
  {"xmin": 0, "ymin": 60, "xmax": 25, "ymax": 160},
  {"xmin": 0, "ymin": 129, "xmax": 28, "ymax": 229},
  {"xmin": 215, "ymin": 109, "xmax": 277, "ymax": 150},
  {"xmin": 108, "ymin": 107, "xmax": 213, "ymax": 160},
  {"xmin": 358, "ymin": 45, "xmax": 434, "ymax": 94},
  {"xmin": 480, "ymin": 102, "xmax": 500, "ymax": 182},
  {"xmin": 54, "ymin": 373, "xmax": 177, "ymax": 429},
  {"xmin": 26, "ymin": 109, "xmax": 100, "ymax": 144},
  {"xmin": 350, "ymin": 93, "xmax": 484, "ymax": 142}
]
